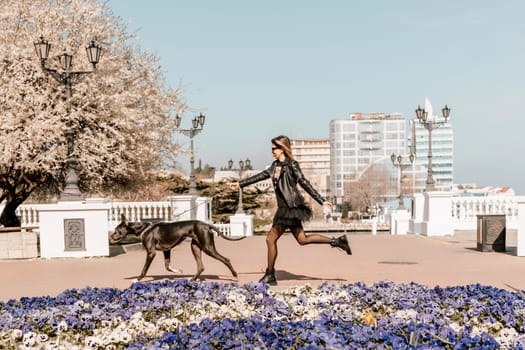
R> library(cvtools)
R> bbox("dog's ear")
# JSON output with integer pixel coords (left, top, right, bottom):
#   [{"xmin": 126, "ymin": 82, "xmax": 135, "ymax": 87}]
[{"xmin": 120, "ymin": 214, "xmax": 128, "ymax": 225}]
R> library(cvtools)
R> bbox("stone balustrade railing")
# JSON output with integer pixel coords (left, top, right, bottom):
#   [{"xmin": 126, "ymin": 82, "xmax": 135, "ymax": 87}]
[
  {"xmin": 451, "ymin": 195, "xmax": 522, "ymax": 230},
  {"xmin": 108, "ymin": 201, "xmax": 172, "ymax": 228},
  {"xmin": 11, "ymin": 199, "xmax": 234, "ymax": 235},
  {"xmin": 13, "ymin": 200, "xmax": 174, "ymax": 229},
  {"xmin": 8, "ymin": 195, "xmax": 525, "ymax": 234}
]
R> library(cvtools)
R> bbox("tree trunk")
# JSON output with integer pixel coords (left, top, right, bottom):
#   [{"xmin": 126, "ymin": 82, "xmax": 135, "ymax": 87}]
[
  {"xmin": 0, "ymin": 170, "xmax": 45, "ymax": 227},
  {"xmin": 0, "ymin": 199, "xmax": 22, "ymax": 227}
]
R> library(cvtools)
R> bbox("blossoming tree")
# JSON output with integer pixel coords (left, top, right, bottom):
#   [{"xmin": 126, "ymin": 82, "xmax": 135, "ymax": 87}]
[{"xmin": 0, "ymin": 0, "xmax": 185, "ymax": 226}]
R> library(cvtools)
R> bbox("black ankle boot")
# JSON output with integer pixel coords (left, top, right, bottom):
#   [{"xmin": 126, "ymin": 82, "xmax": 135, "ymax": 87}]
[
  {"xmin": 259, "ymin": 269, "xmax": 277, "ymax": 285},
  {"xmin": 331, "ymin": 235, "xmax": 352, "ymax": 255}
]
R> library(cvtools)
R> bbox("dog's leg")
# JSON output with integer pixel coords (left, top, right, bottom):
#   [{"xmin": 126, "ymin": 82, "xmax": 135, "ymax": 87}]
[
  {"xmin": 162, "ymin": 250, "xmax": 183, "ymax": 274},
  {"xmin": 137, "ymin": 250, "xmax": 156, "ymax": 281},
  {"xmin": 190, "ymin": 240, "xmax": 205, "ymax": 281},
  {"xmin": 201, "ymin": 245, "xmax": 238, "ymax": 279}
]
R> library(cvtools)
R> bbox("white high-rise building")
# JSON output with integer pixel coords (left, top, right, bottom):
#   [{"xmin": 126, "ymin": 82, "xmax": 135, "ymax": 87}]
[
  {"xmin": 409, "ymin": 99, "xmax": 454, "ymax": 192},
  {"xmin": 330, "ymin": 112, "xmax": 406, "ymax": 204}
]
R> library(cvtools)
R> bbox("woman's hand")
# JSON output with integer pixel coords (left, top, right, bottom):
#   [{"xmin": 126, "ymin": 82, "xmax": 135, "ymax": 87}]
[
  {"xmin": 322, "ymin": 201, "xmax": 333, "ymax": 211},
  {"xmin": 229, "ymin": 182, "xmax": 240, "ymax": 191}
]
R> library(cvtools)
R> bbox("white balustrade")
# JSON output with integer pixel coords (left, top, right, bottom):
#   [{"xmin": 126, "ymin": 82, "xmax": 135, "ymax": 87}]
[
  {"xmin": 451, "ymin": 196, "xmax": 521, "ymax": 230},
  {"xmin": 10, "ymin": 195, "xmax": 523, "ymax": 237},
  {"xmin": 107, "ymin": 201, "xmax": 171, "ymax": 228},
  {"xmin": 213, "ymin": 223, "xmax": 232, "ymax": 236},
  {"xmin": 11, "ymin": 198, "xmax": 232, "ymax": 233},
  {"xmin": 16, "ymin": 204, "xmax": 48, "ymax": 226}
]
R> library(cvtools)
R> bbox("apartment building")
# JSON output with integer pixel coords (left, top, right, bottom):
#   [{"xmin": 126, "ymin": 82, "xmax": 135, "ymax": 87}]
[
  {"xmin": 329, "ymin": 112, "xmax": 406, "ymax": 204},
  {"xmin": 290, "ymin": 138, "xmax": 330, "ymax": 199}
]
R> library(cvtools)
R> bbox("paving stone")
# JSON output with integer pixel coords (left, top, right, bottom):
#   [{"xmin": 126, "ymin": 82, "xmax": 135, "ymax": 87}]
[{"xmin": 0, "ymin": 231, "xmax": 523, "ymax": 302}]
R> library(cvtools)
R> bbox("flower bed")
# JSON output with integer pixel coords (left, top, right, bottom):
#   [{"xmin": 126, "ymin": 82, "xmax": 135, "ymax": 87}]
[{"xmin": 0, "ymin": 280, "xmax": 524, "ymax": 349}]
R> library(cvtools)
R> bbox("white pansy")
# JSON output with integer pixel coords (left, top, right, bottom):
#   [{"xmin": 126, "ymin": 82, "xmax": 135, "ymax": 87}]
[
  {"xmin": 292, "ymin": 305, "xmax": 305, "ymax": 316},
  {"xmin": 57, "ymin": 320, "xmax": 68, "ymax": 333},
  {"xmin": 227, "ymin": 290, "xmax": 247, "ymax": 304},
  {"xmin": 43, "ymin": 340, "xmax": 72, "ymax": 350},
  {"xmin": 22, "ymin": 332, "xmax": 37, "ymax": 347},
  {"xmin": 12, "ymin": 329, "xmax": 23, "ymax": 340},
  {"xmin": 333, "ymin": 289, "xmax": 349, "ymax": 301},
  {"xmin": 171, "ymin": 306, "xmax": 184, "ymax": 317},
  {"xmin": 488, "ymin": 322, "xmax": 504, "ymax": 332},
  {"xmin": 494, "ymin": 327, "xmax": 519, "ymax": 348},
  {"xmin": 38, "ymin": 333, "xmax": 49, "ymax": 342},
  {"xmin": 85, "ymin": 336, "xmax": 102, "ymax": 348},
  {"xmin": 444, "ymin": 308, "xmax": 455, "ymax": 317},
  {"xmin": 393, "ymin": 309, "xmax": 418, "ymax": 320},
  {"xmin": 470, "ymin": 325, "xmax": 483, "ymax": 338},
  {"xmin": 157, "ymin": 317, "xmax": 182, "ymax": 331},
  {"xmin": 448, "ymin": 322, "xmax": 463, "ymax": 333}
]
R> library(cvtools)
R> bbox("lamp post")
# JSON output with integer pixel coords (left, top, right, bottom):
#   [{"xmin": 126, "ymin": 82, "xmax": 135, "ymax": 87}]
[
  {"xmin": 229, "ymin": 158, "xmax": 250, "ymax": 214},
  {"xmin": 391, "ymin": 153, "xmax": 415, "ymax": 210},
  {"xmin": 33, "ymin": 36, "xmax": 102, "ymax": 201},
  {"xmin": 415, "ymin": 104, "xmax": 451, "ymax": 191},
  {"xmin": 174, "ymin": 113, "xmax": 206, "ymax": 195}
]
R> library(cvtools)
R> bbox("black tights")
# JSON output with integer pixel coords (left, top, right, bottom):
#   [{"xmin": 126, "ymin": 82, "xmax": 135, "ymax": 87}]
[{"xmin": 264, "ymin": 225, "xmax": 332, "ymax": 271}]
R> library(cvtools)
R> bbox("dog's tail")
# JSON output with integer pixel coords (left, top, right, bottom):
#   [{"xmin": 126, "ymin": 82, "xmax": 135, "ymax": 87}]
[{"xmin": 209, "ymin": 225, "xmax": 247, "ymax": 241}]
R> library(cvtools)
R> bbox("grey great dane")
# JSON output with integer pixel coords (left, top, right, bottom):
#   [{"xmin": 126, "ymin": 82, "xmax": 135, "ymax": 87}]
[{"xmin": 109, "ymin": 214, "xmax": 246, "ymax": 281}]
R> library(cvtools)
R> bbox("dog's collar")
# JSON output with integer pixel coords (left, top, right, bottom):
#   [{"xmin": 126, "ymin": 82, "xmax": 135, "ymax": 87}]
[{"xmin": 138, "ymin": 222, "xmax": 155, "ymax": 239}]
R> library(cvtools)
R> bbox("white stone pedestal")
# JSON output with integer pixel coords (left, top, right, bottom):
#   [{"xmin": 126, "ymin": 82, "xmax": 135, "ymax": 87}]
[
  {"xmin": 420, "ymin": 191, "xmax": 453, "ymax": 236},
  {"xmin": 390, "ymin": 209, "xmax": 411, "ymax": 235},
  {"xmin": 516, "ymin": 199, "xmax": 525, "ymax": 256},
  {"xmin": 371, "ymin": 217, "xmax": 377, "ymax": 235},
  {"xmin": 195, "ymin": 197, "xmax": 213, "ymax": 222},
  {"xmin": 169, "ymin": 195, "xmax": 197, "ymax": 220},
  {"xmin": 168, "ymin": 195, "xmax": 212, "ymax": 222},
  {"xmin": 39, "ymin": 200, "xmax": 110, "ymax": 258},
  {"xmin": 408, "ymin": 193, "xmax": 424, "ymax": 234},
  {"xmin": 229, "ymin": 213, "xmax": 254, "ymax": 236}
]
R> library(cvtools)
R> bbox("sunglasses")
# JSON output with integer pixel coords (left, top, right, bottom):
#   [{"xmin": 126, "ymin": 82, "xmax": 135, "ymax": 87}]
[{"xmin": 271, "ymin": 145, "xmax": 281, "ymax": 151}]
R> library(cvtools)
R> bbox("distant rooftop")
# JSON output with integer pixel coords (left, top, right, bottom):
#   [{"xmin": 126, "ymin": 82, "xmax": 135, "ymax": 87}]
[
  {"xmin": 349, "ymin": 112, "xmax": 404, "ymax": 120},
  {"xmin": 453, "ymin": 184, "xmax": 515, "ymax": 196}
]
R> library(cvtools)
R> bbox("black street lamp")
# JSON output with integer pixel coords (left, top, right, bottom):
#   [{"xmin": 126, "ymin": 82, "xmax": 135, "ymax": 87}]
[
  {"xmin": 174, "ymin": 113, "xmax": 206, "ymax": 195},
  {"xmin": 34, "ymin": 36, "xmax": 102, "ymax": 201},
  {"xmin": 415, "ymin": 104, "xmax": 451, "ymax": 191},
  {"xmin": 228, "ymin": 158, "xmax": 250, "ymax": 214},
  {"xmin": 391, "ymin": 153, "xmax": 415, "ymax": 210}
]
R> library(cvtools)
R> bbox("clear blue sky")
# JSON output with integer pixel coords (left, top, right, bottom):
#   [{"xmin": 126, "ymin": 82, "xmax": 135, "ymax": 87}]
[{"xmin": 106, "ymin": 0, "xmax": 525, "ymax": 194}]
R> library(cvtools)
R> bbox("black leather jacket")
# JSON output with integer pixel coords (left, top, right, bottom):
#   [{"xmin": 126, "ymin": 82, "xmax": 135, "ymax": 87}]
[{"xmin": 240, "ymin": 158, "xmax": 325, "ymax": 208}]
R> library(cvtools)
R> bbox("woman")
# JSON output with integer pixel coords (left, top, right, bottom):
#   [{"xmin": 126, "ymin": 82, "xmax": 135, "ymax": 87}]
[{"xmin": 237, "ymin": 135, "xmax": 352, "ymax": 286}]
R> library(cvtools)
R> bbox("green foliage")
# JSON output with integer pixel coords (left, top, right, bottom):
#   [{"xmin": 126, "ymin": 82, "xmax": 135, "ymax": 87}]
[
  {"xmin": 195, "ymin": 164, "xmax": 216, "ymax": 178},
  {"xmin": 199, "ymin": 181, "xmax": 267, "ymax": 223},
  {"xmin": 166, "ymin": 176, "xmax": 191, "ymax": 195}
]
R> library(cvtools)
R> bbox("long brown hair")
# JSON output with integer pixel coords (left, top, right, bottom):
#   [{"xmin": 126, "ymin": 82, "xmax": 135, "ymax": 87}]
[{"xmin": 271, "ymin": 135, "xmax": 294, "ymax": 160}]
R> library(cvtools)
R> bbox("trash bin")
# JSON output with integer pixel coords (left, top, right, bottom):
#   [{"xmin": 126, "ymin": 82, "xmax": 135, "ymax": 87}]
[{"xmin": 476, "ymin": 215, "xmax": 506, "ymax": 252}]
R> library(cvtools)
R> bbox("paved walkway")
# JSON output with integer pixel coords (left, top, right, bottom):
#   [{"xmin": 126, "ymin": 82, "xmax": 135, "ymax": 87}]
[{"xmin": 1, "ymin": 231, "xmax": 524, "ymax": 302}]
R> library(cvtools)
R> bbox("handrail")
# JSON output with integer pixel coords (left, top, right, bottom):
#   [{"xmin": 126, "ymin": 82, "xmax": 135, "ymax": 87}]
[{"xmin": 0, "ymin": 226, "xmax": 39, "ymax": 233}]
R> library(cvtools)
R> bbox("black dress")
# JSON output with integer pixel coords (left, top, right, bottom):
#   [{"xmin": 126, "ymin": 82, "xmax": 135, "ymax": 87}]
[{"xmin": 272, "ymin": 161, "xmax": 313, "ymax": 229}]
